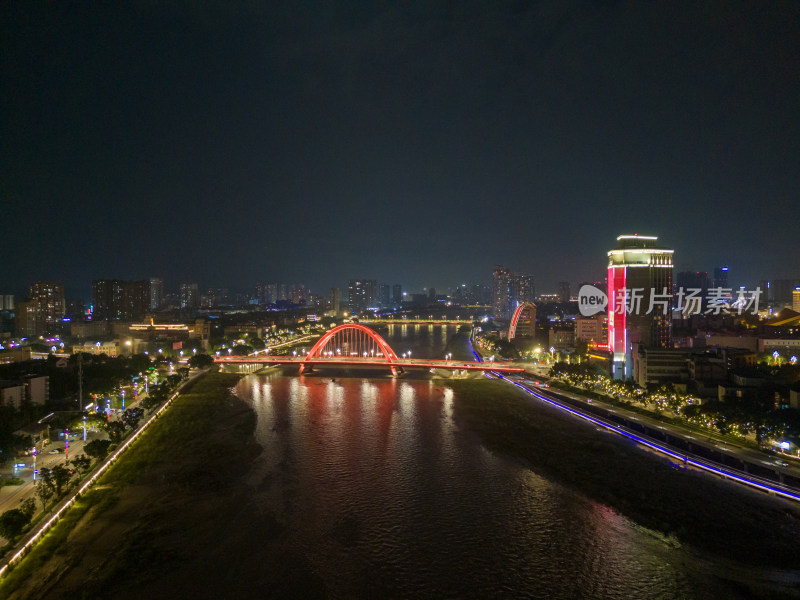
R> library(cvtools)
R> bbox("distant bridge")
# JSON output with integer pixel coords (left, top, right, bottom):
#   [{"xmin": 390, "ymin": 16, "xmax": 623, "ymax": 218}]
[
  {"xmin": 358, "ymin": 318, "xmax": 474, "ymax": 325},
  {"xmin": 215, "ymin": 323, "xmax": 524, "ymax": 375}
]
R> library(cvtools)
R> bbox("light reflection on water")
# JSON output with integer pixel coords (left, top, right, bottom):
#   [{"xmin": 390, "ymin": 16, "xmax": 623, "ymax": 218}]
[
  {"xmin": 231, "ymin": 326, "xmax": 792, "ymax": 599},
  {"xmin": 236, "ymin": 372, "xmax": 700, "ymax": 598}
]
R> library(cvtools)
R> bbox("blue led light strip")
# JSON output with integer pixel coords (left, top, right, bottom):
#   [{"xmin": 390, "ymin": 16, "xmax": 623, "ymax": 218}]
[{"xmin": 496, "ymin": 374, "xmax": 800, "ymax": 503}]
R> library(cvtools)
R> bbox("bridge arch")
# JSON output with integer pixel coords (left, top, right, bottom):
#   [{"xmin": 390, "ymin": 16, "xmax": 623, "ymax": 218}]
[
  {"xmin": 509, "ymin": 302, "xmax": 537, "ymax": 340},
  {"xmin": 301, "ymin": 323, "xmax": 403, "ymax": 375}
]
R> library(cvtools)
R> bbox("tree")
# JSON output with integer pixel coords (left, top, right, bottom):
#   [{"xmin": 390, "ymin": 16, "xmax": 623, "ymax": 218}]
[
  {"xmin": 121, "ymin": 407, "xmax": 144, "ymax": 430},
  {"xmin": 72, "ymin": 454, "xmax": 92, "ymax": 476},
  {"xmin": 51, "ymin": 464, "xmax": 72, "ymax": 497},
  {"xmin": 84, "ymin": 439, "xmax": 112, "ymax": 462},
  {"xmin": 105, "ymin": 420, "xmax": 127, "ymax": 442},
  {"xmin": 249, "ymin": 337, "xmax": 266, "ymax": 351},
  {"xmin": 0, "ymin": 506, "xmax": 32, "ymax": 539},
  {"xmin": 36, "ymin": 468, "xmax": 55, "ymax": 509},
  {"xmin": 128, "ymin": 353, "xmax": 152, "ymax": 372},
  {"xmin": 188, "ymin": 353, "xmax": 214, "ymax": 369},
  {"xmin": 231, "ymin": 344, "xmax": 254, "ymax": 356},
  {"xmin": 19, "ymin": 498, "xmax": 35, "ymax": 520}
]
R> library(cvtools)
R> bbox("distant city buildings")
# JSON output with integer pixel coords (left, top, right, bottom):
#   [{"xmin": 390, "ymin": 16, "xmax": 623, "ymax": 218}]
[
  {"xmin": 14, "ymin": 298, "xmax": 35, "ymax": 337},
  {"xmin": 18, "ymin": 281, "xmax": 66, "ymax": 336},
  {"xmin": 329, "ymin": 288, "xmax": 341, "ymax": 315},
  {"xmin": 93, "ymin": 279, "xmax": 149, "ymax": 321},
  {"xmin": 676, "ymin": 271, "xmax": 709, "ymax": 295},
  {"xmin": 348, "ymin": 279, "xmax": 377, "ymax": 313},
  {"xmin": 713, "ymin": 266, "xmax": 729, "ymax": 289},
  {"xmin": 492, "ymin": 266, "xmax": 535, "ymax": 320},
  {"xmin": 575, "ymin": 314, "xmax": 607, "ymax": 346},
  {"xmin": 558, "ymin": 282, "xmax": 571, "ymax": 303},
  {"xmin": 179, "ymin": 283, "xmax": 199, "ymax": 310},
  {"xmin": 511, "ymin": 274, "xmax": 535, "ymax": 305},
  {"xmin": 392, "ymin": 284, "xmax": 403, "ymax": 305},
  {"xmin": 492, "ymin": 265, "xmax": 511, "ymax": 319},
  {"xmin": 149, "ymin": 277, "xmax": 164, "ymax": 310}
]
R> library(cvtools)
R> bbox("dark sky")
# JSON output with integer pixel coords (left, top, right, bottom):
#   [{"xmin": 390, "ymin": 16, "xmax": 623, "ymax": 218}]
[{"xmin": 3, "ymin": 1, "xmax": 799, "ymax": 299}]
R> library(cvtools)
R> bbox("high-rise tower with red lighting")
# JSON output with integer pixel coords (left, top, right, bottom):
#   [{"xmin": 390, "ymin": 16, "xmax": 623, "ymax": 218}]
[{"xmin": 607, "ymin": 235, "xmax": 673, "ymax": 379}]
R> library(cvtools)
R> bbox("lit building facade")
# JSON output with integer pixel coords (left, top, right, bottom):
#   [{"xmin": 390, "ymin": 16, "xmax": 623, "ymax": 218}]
[
  {"xmin": 29, "ymin": 281, "xmax": 65, "ymax": 336},
  {"xmin": 149, "ymin": 277, "xmax": 163, "ymax": 310},
  {"xmin": 348, "ymin": 279, "xmax": 377, "ymax": 313},
  {"xmin": 179, "ymin": 283, "xmax": 199, "ymax": 310},
  {"xmin": 511, "ymin": 274, "xmax": 535, "ymax": 305},
  {"xmin": 607, "ymin": 234, "xmax": 673, "ymax": 379},
  {"xmin": 492, "ymin": 265, "xmax": 511, "ymax": 319},
  {"xmin": 93, "ymin": 279, "xmax": 150, "ymax": 320}
]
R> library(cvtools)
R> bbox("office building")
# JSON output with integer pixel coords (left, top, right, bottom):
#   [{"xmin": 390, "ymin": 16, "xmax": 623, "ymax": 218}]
[
  {"xmin": 392, "ymin": 284, "xmax": 403, "ymax": 306},
  {"xmin": 329, "ymin": 288, "xmax": 340, "ymax": 314},
  {"xmin": 607, "ymin": 234, "xmax": 674, "ymax": 379},
  {"xmin": 265, "ymin": 284, "xmax": 278, "ymax": 305},
  {"xmin": 713, "ymin": 266, "xmax": 729, "ymax": 289},
  {"xmin": 15, "ymin": 298, "xmax": 35, "ymax": 337},
  {"xmin": 149, "ymin": 277, "xmax": 164, "ymax": 310},
  {"xmin": 179, "ymin": 283, "xmax": 199, "ymax": 310},
  {"xmin": 28, "ymin": 281, "xmax": 65, "ymax": 336},
  {"xmin": 772, "ymin": 280, "xmax": 796, "ymax": 305},
  {"xmin": 575, "ymin": 314, "xmax": 607, "ymax": 345},
  {"xmin": 348, "ymin": 279, "xmax": 377, "ymax": 313},
  {"xmin": 558, "ymin": 282, "xmax": 571, "ymax": 303},
  {"xmin": 511, "ymin": 274, "xmax": 535, "ymax": 306},
  {"xmin": 492, "ymin": 265, "xmax": 512, "ymax": 319},
  {"xmin": 93, "ymin": 280, "xmax": 150, "ymax": 321},
  {"xmin": 794, "ymin": 288, "xmax": 800, "ymax": 313}
]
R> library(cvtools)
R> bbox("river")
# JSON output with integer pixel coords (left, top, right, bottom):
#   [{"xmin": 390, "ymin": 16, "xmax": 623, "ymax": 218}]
[{"xmin": 232, "ymin": 325, "xmax": 796, "ymax": 599}]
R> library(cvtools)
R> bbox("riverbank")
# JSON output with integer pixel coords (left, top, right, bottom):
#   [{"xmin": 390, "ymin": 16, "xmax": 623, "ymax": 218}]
[
  {"xmin": 0, "ymin": 371, "xmax": 265, "ymax": 599},
  {"xmin": 448, "ymin": 378, "xmax": 800, "ymax": 571}
]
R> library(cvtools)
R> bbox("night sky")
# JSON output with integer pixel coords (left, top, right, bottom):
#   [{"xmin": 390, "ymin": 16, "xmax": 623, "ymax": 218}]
[{"xmin": 3, "ymin": 2, "xmax": 799, "ymax": 299}]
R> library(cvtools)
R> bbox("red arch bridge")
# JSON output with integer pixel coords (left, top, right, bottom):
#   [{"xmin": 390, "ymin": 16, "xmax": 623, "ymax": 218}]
[{"xmin": 214, "ymin": 323, "xmax": 525, "ymax": 375}]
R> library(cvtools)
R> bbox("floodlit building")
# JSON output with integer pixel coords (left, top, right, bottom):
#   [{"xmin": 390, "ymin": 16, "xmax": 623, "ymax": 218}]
[{"xmin": 608, "ymin": 234, "xmax": 674, "ymax": 379}]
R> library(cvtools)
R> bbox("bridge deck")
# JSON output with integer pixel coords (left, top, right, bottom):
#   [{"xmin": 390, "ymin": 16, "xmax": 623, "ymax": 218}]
[{"xmin": 215, "ymin": 357, "xmax": 524, "ymax": 372}]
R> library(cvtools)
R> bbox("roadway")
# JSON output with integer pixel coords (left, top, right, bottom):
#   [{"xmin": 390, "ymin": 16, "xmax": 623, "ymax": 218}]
[
  {"xmin": 215, "ymin": 356, "xmax": 526, "ymax": 373},
  {"xmin": 499, "ymin": 372, "xmax": 800, "ymax": 498}
]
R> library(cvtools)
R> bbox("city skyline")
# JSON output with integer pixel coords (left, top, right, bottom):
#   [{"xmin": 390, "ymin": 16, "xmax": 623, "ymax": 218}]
[{"xmin": 2, "ymin": 3, "xmax": 798, "ymax": 297}]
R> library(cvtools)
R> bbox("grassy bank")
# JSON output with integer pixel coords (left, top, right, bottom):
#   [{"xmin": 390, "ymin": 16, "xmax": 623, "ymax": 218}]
[
  {"xmin": 0, "ymin": 371, "xmax": 256, "ymax": 599},
  {"xmin": 448, "ymin": 378, "xmax": 800, "ymax": 569}
]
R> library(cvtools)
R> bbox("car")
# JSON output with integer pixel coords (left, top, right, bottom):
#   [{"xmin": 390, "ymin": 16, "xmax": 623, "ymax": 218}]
[{"xmin": 48, "ymin": 449, "xmax": 59, "ymax": 454}]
